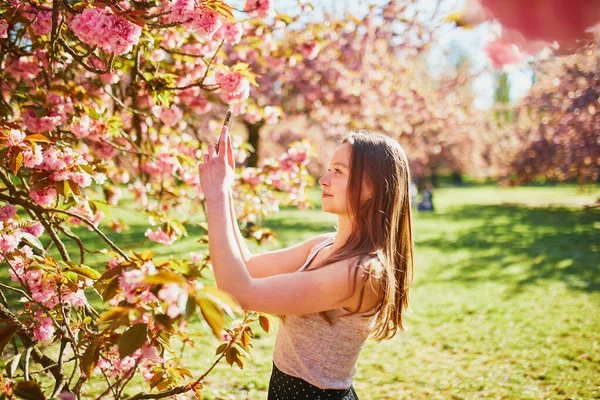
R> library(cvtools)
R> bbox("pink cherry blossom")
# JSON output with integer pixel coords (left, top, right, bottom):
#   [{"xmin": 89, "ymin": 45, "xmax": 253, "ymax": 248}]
[
  {"xmin": 189, "ymin": 252, "xmax": 203, "ymax": 264},
  {"xmin": 485, "ymin": 39, "xmax": 525, "ymax": 68},
  {"xmin": 0, "ymin": 233, "xmax": 20, "ymax": 253},
  {"xmin": 30, "ymin": 10, "xmax": 57, "ymax": 36},
  {"xmin": 217, "ymin": 23, "xmax": 243, "ymax": 45},
  {"xmin": 299, "ymin": 41, "xmax": 320, "ymax": 60},
  {"xmin": 22, "ymin": 221, "xmax": 44, "ymax": 237},
  {"xmin": 4, "ymin": 129, "xmax": 25, "ymax": 146},
  {"xmin": 32, "ymin": 312, "xmax": 55, "ymax": 341},
  {"xmin": 0, "ymin": 204, "xmax": 17, "ymax": 221},
  {"xmin": 215, "ymin": 71, "xmax": 250, "ymax": 104},
  {"xmin": 22, "ymin": 108, "xmax": 64, "ymax": 133},
  {"xmin": 22, "ymin": 144, "xmax": 44, "ymax": 168},
  {"xmin": 154, "ymin": 105, "xmax": 182, "ymax": 127},
  {"xmin": 70, "ymin": 8, "xmax": 142, "ymax": 55},
  {"xmin": 187, "ymin": 8, "xmax": 222, "ymax": 39},
  {"xmin": 145, "ymin": 227, "xmax": 176, "ymax": 245},
  {"xmin": 164, "ymin": 0, "xmax": 194, "ymax": 24},
  {"xmin": 244, "ymin": 0, "xmax": 272, "ymax": 19},
  {"xmin": 158, "ymin": 283, "xmax": 187, "ymax": 318},
  {"xmin": 29, "ymin": 186, "xmax": 57, "ymax": 206}
]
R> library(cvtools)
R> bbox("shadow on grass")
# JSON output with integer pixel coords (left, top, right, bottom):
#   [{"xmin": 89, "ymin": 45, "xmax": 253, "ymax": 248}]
[{"xmin": 417, "ymin": 204, "xmax": 600, "ymax": 292}]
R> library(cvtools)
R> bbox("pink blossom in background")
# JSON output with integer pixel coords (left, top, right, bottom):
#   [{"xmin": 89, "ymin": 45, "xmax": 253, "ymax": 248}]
[
  {"xmin": 158, "ymin": 283, "xmax": 187, "ymax": 318},
  {"xmin": 28, "ymin": 186, "xmax": 57, "ymax": 207},
  {"xmin": 22, "ymin": 108, "xmax": 64, "ymax": 133},
  {"xmin": 145, "ymin": 227, "xmax": 176, "ymax": 245},
  {"xmin": 188, "ymin": 8, "xmax": 222, "ymax": 38},
  {"xmin": 30, "ymin": 10, "xmax": 56, "ymax": 36},
  {"xmin": 299, "ymin": 41, "xmax": 320, "ymax": 60},
  {"xmin": 154, "ymin": 105, "xmax": 182, "ymax": 127},
  {"xmin": 32, "ymin": 312, "xmax": 55, "ymax": 341},
  {"xmin": 0, "ymin": 204, "xmax": 17, "ymax": 221},
  {"xmin": 485, "ymin": 39, "xmax": 524, "ymax": 68},
  {"xmin": 70, "ymin": 8, "xmax": 142, "ymax": 55},
  {"xmin": 244, "ymin": 0, "xmax": 272, "ymax": 19},
  {"xmin": 264, "ymin": 106, "xmax": 281, "ymax": 124},
  {"xmin": 215, "ymin": 71, "xmax": 250, "ymax": 104},
  {"xmin": 241, "ymin": 168, "xmax": 262, "ymax": 186},
  {"xmin": 70, "ymin": 114, "xmax": 107, "ymax": 139},
  {"xmin": 189, "ymin": 252, "xmax": 203, "ymax": 264},
  {"xmin": 243, "ymin": 108, "xmax": 262, "ymax": 124},
  {"xmin": 215, "ymin": 71, "xmax": 246, "ymax": 93},
  {"xmin": 164, "ymin": 0, "xmax": 194, "ymax": 24},
  {"xmin": 6, "ymin": 56, "xmax": 40, "ymax": 80},
  {"xmin": 217, "ymin": 23, "xmax": 243, "ymax": 45},
  {"xmin": 108, "ymin": 256, "xmax": 125, "ymax": 269},
  {"xmin": 156, "ymin": 152, "xmax": 181, "ymax": 175},
  {"xmin": 0, "ymin": 20, "xmax": 8, "ymax": 38}
]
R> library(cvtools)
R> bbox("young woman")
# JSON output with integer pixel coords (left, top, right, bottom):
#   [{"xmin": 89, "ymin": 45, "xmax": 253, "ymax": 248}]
[{"xmin": 198, "ymin": 129, "xmax": 414, "ymax": 400}]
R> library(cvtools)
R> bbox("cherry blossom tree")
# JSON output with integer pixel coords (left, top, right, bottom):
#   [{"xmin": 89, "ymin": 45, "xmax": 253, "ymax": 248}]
[{"xmin": 0, "ymin": 0, "xmax": 314, "ymax": 398}]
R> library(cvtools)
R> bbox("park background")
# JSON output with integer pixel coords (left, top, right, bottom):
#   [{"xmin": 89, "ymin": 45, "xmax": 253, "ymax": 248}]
[{"xmin": 0, "ymin": 0, "xmax": 599, "ymax": 399}]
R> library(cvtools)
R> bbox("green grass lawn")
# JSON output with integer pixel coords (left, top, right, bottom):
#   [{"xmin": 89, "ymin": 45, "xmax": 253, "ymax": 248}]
[{"xmin": 2, "ymin": 185, "xmax": 599, "ymax": 399}]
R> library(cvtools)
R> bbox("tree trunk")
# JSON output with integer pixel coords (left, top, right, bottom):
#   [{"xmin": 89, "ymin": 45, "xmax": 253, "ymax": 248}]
[
  {"xmin": 245, "ymin": 121, "xmax": 264, "ymax": 167},
  {"xmin": 430, "ymin": 167, "xmax": 439, "ymax": 188}
]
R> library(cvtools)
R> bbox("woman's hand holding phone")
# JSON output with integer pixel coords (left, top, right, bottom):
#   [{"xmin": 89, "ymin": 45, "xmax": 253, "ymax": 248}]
[{"xmin": 198, "ymin": 111, "xmax": 235, "ymax": 200}]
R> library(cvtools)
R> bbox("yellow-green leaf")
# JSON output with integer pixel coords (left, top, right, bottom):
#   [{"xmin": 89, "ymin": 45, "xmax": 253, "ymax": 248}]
[
  {"xmin": 199, "ymin": 298, "xmax": 224, "ymax": 338},
  {"xmin": 141, "ymin": 270, "xmax": 186, "ymax": 285},
  {"xmin": 118, "ymin": 323, "xmax": 148, "ymax": 358},
  {"xmin": 81, "ymin": 342, "xmax": 101, "ymax": 378},
  {"xmin": 13, "ymin": 380, "xmax": 45, "ymax": 400},
  {"xmin": 68, "ymin": 265, "xmax": 102, "ymax": 280},
  {"xmin": 98, "ymin": 306, "xmax": 130, "ymax": 323}
]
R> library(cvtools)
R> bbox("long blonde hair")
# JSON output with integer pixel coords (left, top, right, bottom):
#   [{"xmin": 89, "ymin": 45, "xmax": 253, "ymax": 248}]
[{"xmin": 310, "ymin": 130, "xmax": 415, "ymax": 341}]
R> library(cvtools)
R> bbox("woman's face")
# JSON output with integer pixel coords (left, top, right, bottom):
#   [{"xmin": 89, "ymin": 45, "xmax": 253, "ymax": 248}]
[{"xmin": 318, "ymin": 143, "xmax": 372, "ymax": 216}]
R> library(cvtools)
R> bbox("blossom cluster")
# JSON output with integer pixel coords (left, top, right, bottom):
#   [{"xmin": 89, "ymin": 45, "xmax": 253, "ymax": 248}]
[{"xmin": 70, "ymin": 8, "xmax": 142, "ymax": 55}]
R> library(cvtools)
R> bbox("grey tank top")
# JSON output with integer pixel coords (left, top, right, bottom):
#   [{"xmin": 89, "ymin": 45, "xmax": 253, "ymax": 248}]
[{"xmin": 272, "ymin": 234, "xmax": 378, "ymax": 390}]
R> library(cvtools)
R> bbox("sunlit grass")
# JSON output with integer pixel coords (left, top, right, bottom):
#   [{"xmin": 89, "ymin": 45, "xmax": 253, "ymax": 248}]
[{"xmin": 2, "ymin": 185, "xmax": 599, "ymax": 399}]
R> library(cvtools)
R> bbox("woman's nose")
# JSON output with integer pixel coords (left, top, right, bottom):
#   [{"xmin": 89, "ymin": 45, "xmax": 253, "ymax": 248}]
[{"xmin": 318, "ymin": 175, "xmax": 329, "ymax": 187}]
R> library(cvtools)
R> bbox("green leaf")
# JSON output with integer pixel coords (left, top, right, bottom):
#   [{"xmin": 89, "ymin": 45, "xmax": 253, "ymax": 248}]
[
  {"xmin": 24, "ymin": 133, "xmax": 50, "ymax": 144},
  {"xmin": 7, "ymin": 352, "xmax": 22, "ymax": 378},
  {"xmin": 184, "ymin": 295, "xmax": 196, "ymax": 320},
  {"xmin": 0, "ymin": 324, "xmax": 18, "ymax": 357},
  {"xmin": 141, "ymin": 270, "xmax": 186, "ymax": 285},
  {"xmin": 81, "ymin": 342, "xmax": 101, "ymax": 378},
  {"xmin": 200, "ymin": 286, "xmax": 241, "ymax": 316},
  {"xmin": 215, "ymin": 343, "xmax": 228, "ymax": 356},
  {"xmin": 118, "ymin": 323, "xmax": 148, "ymax": 358},
  {"xmin": 198, "ymin": 298, "xmax": 225, "ymax": 338},
  {"xmin": 101, "ymin": 277, "xmax": 120, "ymax": 302},
  {"xmin": 13, "ymin": 380, "xmax": 45, "ymax": 400},
  {"xmin": 68, "ymin": 265, "xmax": 102, "ymax": 280},
  {"xmin": 98, "ymin": 306, "xmax": 130, "ymax": 323},
  {"xmin": 19, "ymin": 232, "xmax": 44, "ymax": 251}
]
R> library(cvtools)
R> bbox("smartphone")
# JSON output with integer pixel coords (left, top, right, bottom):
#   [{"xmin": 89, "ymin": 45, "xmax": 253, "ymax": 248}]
[{"xmin": 216, "ymin": 109, "xmax": 233, "ymax": 155}]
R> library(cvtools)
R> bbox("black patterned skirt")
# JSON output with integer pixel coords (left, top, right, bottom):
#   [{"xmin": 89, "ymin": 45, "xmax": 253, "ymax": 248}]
[{"xmin": 267, "ymin": 362, "xmax": 359, "ymax": 400}]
